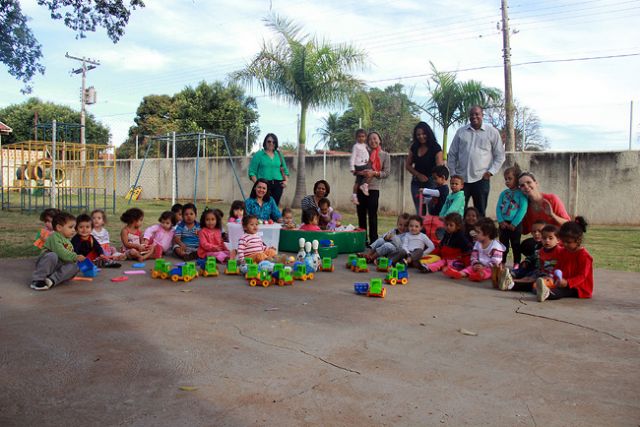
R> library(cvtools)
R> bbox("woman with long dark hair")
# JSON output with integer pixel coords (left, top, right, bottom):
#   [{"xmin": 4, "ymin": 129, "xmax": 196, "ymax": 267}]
[{"xmin": 405, "ymin": 121, "xmax": 444, "ymax": 214}]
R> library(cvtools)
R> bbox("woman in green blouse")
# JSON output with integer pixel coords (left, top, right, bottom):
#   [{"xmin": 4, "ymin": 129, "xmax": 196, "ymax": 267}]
[{"xmin": 248, "ymin": 133, "xmax": 289, "ymax": 206}]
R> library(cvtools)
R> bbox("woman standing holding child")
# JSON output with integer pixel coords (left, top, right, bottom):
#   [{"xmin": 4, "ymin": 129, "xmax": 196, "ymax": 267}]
[{"xmin": 356, "ymin": 131, "xmax": 390, "ymax": 245}]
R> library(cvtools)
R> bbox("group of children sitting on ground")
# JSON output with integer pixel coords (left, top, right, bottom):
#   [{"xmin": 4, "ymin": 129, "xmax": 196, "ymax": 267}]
[
  {"xmin": 29, "ymin": 160, "xmax": 593, "ymax": 302},
  {"xmin": 357, "ymin": 162, "xmax": 593, "ymax": 302}
]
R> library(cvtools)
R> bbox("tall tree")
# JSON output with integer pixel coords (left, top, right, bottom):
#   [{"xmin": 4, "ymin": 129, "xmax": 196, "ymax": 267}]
[
  {"xmin": 325, "ymin": 84, "xmax": 421, "ymax": 153},
  {"xmin": 0, "ymin": 97, "xmax": 109, "ymax": 144},
  {"xmin": 117, "ymin": 81, "xmax": 259, "ymax": 158},
  {"xmin": 421, "ymin": 63, "xmax": 501, "ymax": 158},
  {"xmin": 485, "ymin": 100, "xmax": 550, "ymax": 151},
  {"xmin": 231, "ymin": 14, "xmax": 368, "ymax": 206},
  {"xmin": 1, "ymin": 0, "xmax": 144, "ymax": 93}
]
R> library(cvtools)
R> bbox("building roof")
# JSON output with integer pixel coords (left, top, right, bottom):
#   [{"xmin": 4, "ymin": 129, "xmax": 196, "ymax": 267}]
[{"xmin": 0, "ymin": 121, "xmax": 13, "ymax": 135}]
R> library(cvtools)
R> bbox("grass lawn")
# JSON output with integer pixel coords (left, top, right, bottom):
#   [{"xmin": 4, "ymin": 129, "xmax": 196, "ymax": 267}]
[{"xmin": 1, "ymin": 198, "xmax": 638, "ymax": 272}]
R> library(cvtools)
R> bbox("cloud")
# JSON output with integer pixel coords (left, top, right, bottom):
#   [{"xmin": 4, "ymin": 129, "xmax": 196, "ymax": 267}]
[{"xmin": 98, "ymin": 46, "xmax": 172, "ymax": 72}]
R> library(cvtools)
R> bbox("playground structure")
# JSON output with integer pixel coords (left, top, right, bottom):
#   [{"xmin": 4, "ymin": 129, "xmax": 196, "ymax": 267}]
[
  {"xmin": 0, "ymin": 121, "xmax": 116, "ymax": 213},
  {"xmin": 128, "ymin": 131, "xmax": 246, "ymax": 205}
]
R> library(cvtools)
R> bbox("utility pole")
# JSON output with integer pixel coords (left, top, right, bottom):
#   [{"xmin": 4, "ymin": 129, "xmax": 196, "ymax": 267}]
[
  {"xmin": 501, "ymin": 0, "xmax": 515, "ymax": 152},
  {"xmin": 66, "ymin": 53, "xmax": 100, "ymax": 155}
]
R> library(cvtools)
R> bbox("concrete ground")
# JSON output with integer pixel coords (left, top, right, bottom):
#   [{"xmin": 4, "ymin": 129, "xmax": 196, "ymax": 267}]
[{"xmin": 0, "ymin": 256, "xmax": 638, "ymax": 427}]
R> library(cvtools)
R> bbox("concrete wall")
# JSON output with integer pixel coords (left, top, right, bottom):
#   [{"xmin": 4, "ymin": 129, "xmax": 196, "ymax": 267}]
[{"xmin": 114, "ymin": 150, "xmax": 640, "ymax": 225}]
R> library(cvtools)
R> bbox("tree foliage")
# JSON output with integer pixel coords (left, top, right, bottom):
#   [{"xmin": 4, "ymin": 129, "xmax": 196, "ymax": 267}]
[
  {"xmin": 0, "ymin": 97, "xmax": 110, "ymax": 144},
  {"xmin": 231, "ymin": 13, "xmax": 368, "ymax": 205},
  {"xmin": 116, "ymin": 81, "xmax": 259, "ymax": 159},
  {"xmin": 485, "ymin": 100, "xmax": 550, "ymax": 151},
  {"xmin": 421, "ymin": 63, "xmax": 501, "ymax": 158},
  {"xmin": 1, "ymin": 0, "xmax": 144, "ymax": 93},
  {"xmin": 322, "ymin": 84, "xmax": 421, "ymax": 153}
]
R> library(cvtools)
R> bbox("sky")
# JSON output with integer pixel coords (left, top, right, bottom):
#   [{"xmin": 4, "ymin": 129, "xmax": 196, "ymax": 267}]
[{"xmin": 1, "ymin": 0, "xmax": 639, "ymax": 153}]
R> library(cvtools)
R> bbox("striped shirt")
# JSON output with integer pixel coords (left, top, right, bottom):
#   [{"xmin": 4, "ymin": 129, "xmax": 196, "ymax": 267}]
[
  {"xmin": 237, "ymin": 233, "xmax": 266, "ymax": 263},
  {"xmin": 175, "ymin": 221, "xmax": 201, "ymax": 250}
]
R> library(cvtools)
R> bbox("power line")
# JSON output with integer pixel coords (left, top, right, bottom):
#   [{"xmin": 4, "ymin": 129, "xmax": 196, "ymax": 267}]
[{"xmin": 365, "ymin": 52, "xmax": 640, "ymax": 84}]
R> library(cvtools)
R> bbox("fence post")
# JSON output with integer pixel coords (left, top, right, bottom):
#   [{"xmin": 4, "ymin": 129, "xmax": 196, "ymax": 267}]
[
  {"xmin": 194, "ymin": 131, "xmax": 201, "ymax": 204},
  {"xmin": 172, "ymin": 131, "xmax": 176, "ymax": 205},
  {"xmin": 51, "ymin": 120, "xmax": 57, "ymax": 209}
]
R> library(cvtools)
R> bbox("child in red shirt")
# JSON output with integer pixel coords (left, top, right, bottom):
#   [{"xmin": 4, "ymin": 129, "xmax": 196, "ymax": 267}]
[
  {"xmin": 499, "ymin": 224, "xmax": 562, "ymax": 292},
  {"xmin": 537, "ymin": 217, "xmax": 593, "ymax": 302},
  {"xmin": 299, "ymin": 209, "xmax": 321, "ymax": 231}
]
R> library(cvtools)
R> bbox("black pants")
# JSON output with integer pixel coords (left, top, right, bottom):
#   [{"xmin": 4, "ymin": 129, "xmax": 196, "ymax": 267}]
[
  {"xmin": 357, "ymin": 189, "xmax": 379, "ymax": 245},
  {"xmin": 464, "ymin": 178, "xmax": 490, "ymax": 217},
  {"xmin": 512, "ymin": 282, "xmax": 579, "ymax": 300},
  {"xmin": 266, "ymin": 180, "xmax": 284, "ymax": 206},
  {"xmin": 499, "ymin": 222, "xmax": 523, "ymax": 264}
]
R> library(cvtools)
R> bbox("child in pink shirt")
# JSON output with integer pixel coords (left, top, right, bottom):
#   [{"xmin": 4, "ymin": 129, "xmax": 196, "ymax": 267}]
[
  {"xmin": 198, "ymin": 208, "xmax": 229, "ymax": 262},
  {"xmin": 143, "ymin": 211, "xmax": 176, "ymax": 259}
]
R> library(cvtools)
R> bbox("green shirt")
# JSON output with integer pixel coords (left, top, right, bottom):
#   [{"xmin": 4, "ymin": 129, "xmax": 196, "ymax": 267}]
[
  {"xmin": 248, "ymin": 149, "xmax": 289, "ymax": 181},
  {"xmin": 43, "ymin": 231, "xmax": 78, "ymax": 263}
]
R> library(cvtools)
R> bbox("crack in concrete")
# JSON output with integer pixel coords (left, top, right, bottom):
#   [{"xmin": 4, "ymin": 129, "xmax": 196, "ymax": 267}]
[
  {"xmin": 514, "ymin": 296, "xmax": 638, "ymax": 344},
  {"xmin": 233, "ymin": 325, "xmax": 361, "ymax": 375},
  {"xmin": 525, "ymin": 402, "xmax": 537, "ymax": 427}
]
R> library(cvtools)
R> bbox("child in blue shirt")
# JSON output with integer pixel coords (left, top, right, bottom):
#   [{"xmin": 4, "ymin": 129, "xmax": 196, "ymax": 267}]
[
  {"xmin": 173, "ymin": 203, "xmax": 201, "ymax": 260},
  {"xmin": 439, "ymin": 175, "xmax": 465, "ymax": 218},
  {"xmin": 496, "ymin": 165, "xmax": 528, "ymax": 265}
]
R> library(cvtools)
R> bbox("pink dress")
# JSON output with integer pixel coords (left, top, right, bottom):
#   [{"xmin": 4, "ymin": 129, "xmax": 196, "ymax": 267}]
[{"xmin": 197, "ymin": 228, "xmax": 229, "ymax": 262}]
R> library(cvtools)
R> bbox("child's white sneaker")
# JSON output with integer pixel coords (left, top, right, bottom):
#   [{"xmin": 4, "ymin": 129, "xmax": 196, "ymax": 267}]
[
  {"xmin": 351, "ymin": 194, "xmax": 359, "ymax": 205},
  {"xmin": 359, "ymin": 183, "xmax": 369, "ymax": 196},
  {"xmin": 498, "ymin": 268, "xmax": 514, "ymax": 291},
  {"xmin": 536, "ymin": 278, "xmax": 550, "ymax": 302}
]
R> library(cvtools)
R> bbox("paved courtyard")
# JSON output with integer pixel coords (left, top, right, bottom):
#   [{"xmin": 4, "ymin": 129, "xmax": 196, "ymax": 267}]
[{"xmin": 1, "ymin": 256, "xmax": 638, "ymax": 426}]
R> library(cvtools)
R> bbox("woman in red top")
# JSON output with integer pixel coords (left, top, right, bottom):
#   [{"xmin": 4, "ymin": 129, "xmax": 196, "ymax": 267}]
[
  {"xmin": 518, "ymin": 172, "xmax": 570, "ymax": 234},
  {"xmin": 536, "ymin": 217, "xmax": 593, "ymax": 302}
]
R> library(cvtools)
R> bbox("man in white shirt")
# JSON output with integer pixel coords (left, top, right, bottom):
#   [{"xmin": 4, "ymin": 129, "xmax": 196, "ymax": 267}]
[{"xmin": 447, "ymin": 105, "xmax": 505, "ymax": 217}]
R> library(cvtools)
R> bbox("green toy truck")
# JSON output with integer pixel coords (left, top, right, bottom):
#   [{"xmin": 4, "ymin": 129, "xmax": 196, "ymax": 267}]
[
  {"xmin": 225, "ymin": 259, "xmax": 240, "ymax": 275},
  {"xmin": 318, "ymin": 257, "xmax": 334, "ymax": 272},
  {"xmin": 151, "ymin": 259, "xmax": 172, "ymax": 279},
  {"xmin": 376, "ymin": 257, "xmax": 391, "ymax": 272}
]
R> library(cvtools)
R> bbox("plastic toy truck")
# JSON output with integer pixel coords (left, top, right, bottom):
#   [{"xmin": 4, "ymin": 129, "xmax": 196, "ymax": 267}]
[
  {"xmin": 276, "ymin": 270, "xmax": 294, "ymax": 286},
  {"xmin": 196, "ymin": 257, "xmax": 219, "ymax": 277},
  {"xmin": 376, "ymin": 257, "xmax": 391, "ymax": 272},
  {"xmin": 384, "ymin": 265, "xmax": 409, "ymax": 286},
  {"xmin": 354, "ymin": 257, "xmax": 369, "ymax": 273},
  {"xmin": 245, "ymin": 264, "xmax": 260, "ymax": 286},
  {"xmin": 293, "ymin": 263, "xmax": 314, "ymax": 281},
  {"xmin": 151, "ymin": 259, "xmax": 172, "ymax": 279},
  {"xmin": 169, "ymin": 261, "xmax": 198, "ymax": 282},
  {"xmin": 354, "ymin": 282, "xmax": 369, "ymax": 295},
  {"xmin": 367, "ymin": 278, "xmax": 386, "ymax": 298},
  {"xmin": 258, "ymin": 270, "xmax": 272, "ymax": 287},
  {"xmin": 345, "ymin": 254, "xmax": 357, "ymax": 269},
  {"xmin": 78, "ymin": 258, "xmax": 99, "ymax": 277},
  {"xmin": 225, "ymin": 259, "xmax": 240, "ymax": 275},
  {"xmin": 318, "ymin": 257, "xmax": 334, "ymax": 272}
]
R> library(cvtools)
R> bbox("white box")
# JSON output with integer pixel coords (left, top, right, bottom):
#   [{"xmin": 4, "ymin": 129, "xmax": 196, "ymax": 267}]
[{"xmin": 227, "ymin": 222, "xmax": 281, "ymax": 250}]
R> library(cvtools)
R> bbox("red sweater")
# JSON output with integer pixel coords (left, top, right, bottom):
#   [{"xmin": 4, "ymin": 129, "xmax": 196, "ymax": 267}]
[
  {"xmin": 556, "ymin": 247, "xmax": 594, "ymax": 298},
  {"xmin": 522, "ymin": 193, "xmax": 571, "ymax": 234},
  {"xmin": 197, "ymin": 228, "xmax": 225, "ymax": 258}
]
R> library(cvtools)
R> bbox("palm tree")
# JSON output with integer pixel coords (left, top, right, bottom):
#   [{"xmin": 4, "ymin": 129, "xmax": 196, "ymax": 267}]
[
  {"xmin": 315, "ymin": 112, "xmax": 340, "ymax": 151},
  {"xmin": 231, "ymin": 14, "xmax": 367, "ymax": 205},
  {"xmin": 421, "ymin": 63, "xmax": 501, "ymax": 159}
]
